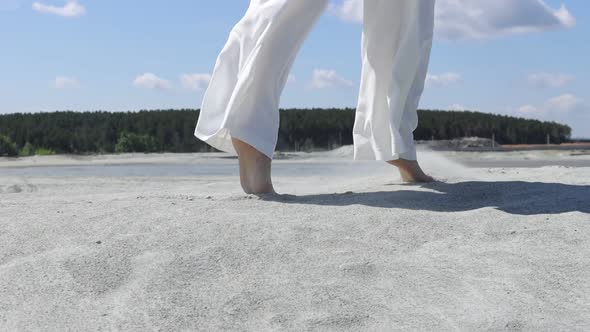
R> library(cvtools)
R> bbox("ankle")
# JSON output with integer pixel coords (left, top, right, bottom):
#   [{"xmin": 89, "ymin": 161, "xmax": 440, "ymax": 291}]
[{"xmin": 387, "ymin": 159, "xmax": 415, "ymax": 167}]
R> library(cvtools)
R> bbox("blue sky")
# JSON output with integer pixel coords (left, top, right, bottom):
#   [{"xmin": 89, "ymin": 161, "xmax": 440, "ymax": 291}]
[{"xmin": 1, "ymin": 0, "xmax": 588, "ymax": 138}]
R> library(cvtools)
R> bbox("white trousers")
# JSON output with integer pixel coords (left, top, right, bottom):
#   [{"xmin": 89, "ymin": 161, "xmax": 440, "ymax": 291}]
[{"xmin": 195, "ymin": 0, "xmax": 435, "ymax": 161}]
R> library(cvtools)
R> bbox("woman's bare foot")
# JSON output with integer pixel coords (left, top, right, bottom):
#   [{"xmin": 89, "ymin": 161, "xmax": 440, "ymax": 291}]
[
  {"xmin": 387, "ymin": 159, "xmax": 434, "ymax": 183},
  {"xmin": 232, "ymin": 138, "xmax": 275, "ymax": 194}
]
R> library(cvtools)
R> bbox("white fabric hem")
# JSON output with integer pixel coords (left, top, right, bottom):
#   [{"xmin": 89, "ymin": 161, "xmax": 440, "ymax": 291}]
[{"xmin": 195, "ymin": 127, "xmax": 276, "ymax": 160}]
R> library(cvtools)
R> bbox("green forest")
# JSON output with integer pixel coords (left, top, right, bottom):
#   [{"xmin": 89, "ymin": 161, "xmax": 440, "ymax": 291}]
[{"xmin": 0, "ymin": 109, "xmax": 572, "ymax": 156}]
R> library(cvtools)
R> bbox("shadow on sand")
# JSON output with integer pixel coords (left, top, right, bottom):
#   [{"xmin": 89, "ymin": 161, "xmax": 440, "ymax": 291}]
[{"xmin": 263, "ymin": 181, "xmax": 590, "ymax": 216}]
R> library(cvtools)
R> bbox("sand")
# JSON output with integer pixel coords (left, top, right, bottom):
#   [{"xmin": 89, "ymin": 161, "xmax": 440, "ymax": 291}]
[{"xmin": 1, "ymin": 148, "xmax": 589, "ymax": 331}]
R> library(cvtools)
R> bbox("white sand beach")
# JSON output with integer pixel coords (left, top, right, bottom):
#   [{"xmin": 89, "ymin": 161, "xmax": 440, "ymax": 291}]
[{"xmin": 1, "ymin": 148, "xmax": 589, "ymax": 331}]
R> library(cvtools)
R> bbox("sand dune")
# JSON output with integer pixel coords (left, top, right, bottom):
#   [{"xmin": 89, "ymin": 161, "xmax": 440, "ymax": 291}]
[{"xmin": 1, "ymin": 149, "xmax": 589, "ymax": 331}]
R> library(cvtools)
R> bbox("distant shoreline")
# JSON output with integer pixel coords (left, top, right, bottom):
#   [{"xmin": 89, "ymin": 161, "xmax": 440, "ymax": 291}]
[
  {"xmin": 423, "ymin": 142, "xmax": 590, "ymax": 152},
  {"xmin": 1, "ymin": 141, "xmax": 590, "ymax": 160},
  {"xmin": 2, "ymin": 145, "xmax": 590, "ymax": 172}
]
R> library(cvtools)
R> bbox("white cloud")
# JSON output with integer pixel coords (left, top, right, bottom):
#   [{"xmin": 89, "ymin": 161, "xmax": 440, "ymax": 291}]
[
  {"xmin": 435, "ymin": 0, "xmax": 575, "ymax": 39},
  {"xmin": 287, "ymin": 74, "xmax": 296, "ymax": 84},
  {"xmin": 32, "ymin": 0, "xmax": 85, "ymax": 17},
  {"xmin": 546, "ymin": 94, "xmax": 583, "ymax": 113},
  {"xmin": 517, "ymin": 94, "xmax": 583, "ymax": 115},
  {"xmin": 329, "ymin": 0, "xmax": 575, "ymax": 40},
  {"xmin": 517, "ymin": 105, "xmax": 539, "ymax": 114},
  {"xmin": 179, "ymin": 73, "xmax": 211, "ymax": 91},
  {"xmin": 528, "ymin": 72, "xmax": 574, "ymax": 88},
  {"xmin": 328, "ymin": 0, "xmax": 363, "ymax": 23},
  {"xmin": 553, "ymin": 5, "xmax": 577, "ymax": 28},
  {"xmin": 53, "ymin": 76, "xmax": 79, "ymax": 89},
  {"xmin": 133, "ymin": 73, "xmax": 171, "ymax": 90},
  {"xmin": 517, "ymin": 94, "xmax": 588, "ymax": 137},
  {"xmin": 447, "ymin": 104, "xmax": 468, "ymax": 111},
  {"xmin": 426, "ymin": 72, "xmax": 461, "ymax": 87},
  {"xmin": 309, "ymin": 69, "xmax": 353, "ymax": 89}
]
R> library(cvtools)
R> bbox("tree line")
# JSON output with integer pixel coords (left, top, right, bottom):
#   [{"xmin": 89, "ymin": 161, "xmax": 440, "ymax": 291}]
[{"xmin": 0, "ymin": 109, "xmax": 572, "ymax": 156}]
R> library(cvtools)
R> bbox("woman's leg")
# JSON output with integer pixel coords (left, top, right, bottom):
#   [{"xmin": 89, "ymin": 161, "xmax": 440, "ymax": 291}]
[
  {"xmin": 195, "ymin": 0, "xmax": 329, "ymax": 193},
  {"xmin": 353, "ymin": 0, "xmax": 436, "ymax": 182}
]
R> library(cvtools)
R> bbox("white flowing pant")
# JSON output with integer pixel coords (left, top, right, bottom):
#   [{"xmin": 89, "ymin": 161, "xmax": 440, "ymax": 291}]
[{"xmin": 195, "ymin": 0, "xmax": 435, "ymax": 161}]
